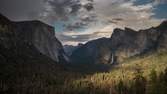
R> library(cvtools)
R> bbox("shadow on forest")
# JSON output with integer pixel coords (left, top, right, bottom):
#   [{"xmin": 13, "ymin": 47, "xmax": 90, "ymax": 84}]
[
  {"xmin": 1, "ymin": 56, "xmax": 167, "ymax": 94},
  {"xmin": 0, "ymin": 59, "xmax": 114, "ymax": 94}
]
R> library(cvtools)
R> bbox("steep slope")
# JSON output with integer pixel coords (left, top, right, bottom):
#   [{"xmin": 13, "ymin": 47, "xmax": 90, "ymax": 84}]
[
  {"xmin": 71, "ymin": 38, "xmax": 112, "ymax": 64},
  {"xmin": 0, "ymin": 14, "xmax": 76, "ymax": 94},
  {"xmin": 71, "ymin": 21, "xmax": 167, "ymax": 64},
  {"xmin": 110, "ymin": 27, "xmax": 160, "ymax": 62},
  {"xmin": 0, "ymin": 13, "xmax": 68, "ymax": 63},
  {"xmin": 68, "ymin": 51, "xmax": 167, "ymax": 94},
  {"xmin": 156, "ymin": 21, "xmax": 167, "ymax": 50},
  {"xmin": 64, "ymin": 43, "xmax": 83, "ymax": 56}
]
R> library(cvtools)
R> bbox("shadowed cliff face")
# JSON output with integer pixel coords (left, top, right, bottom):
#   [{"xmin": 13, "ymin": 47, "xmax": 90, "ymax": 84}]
[
  {"xmin": 71, "ymin": 38, "xmax": 112, "ymax": 64},
  {"xmin": 156, "ymin": 21, "xmax": 167, "ymax": 50},
  {"xmin": 13, "ymin": 21, "xmax": 69, "ymax": 63},
  {"xmin": 0, "ymin": 13, "xmax": 68, "ymax": 63},
  {"xmin": 71, "ymin": 21, "xmax": 167, "ymax": 64}
]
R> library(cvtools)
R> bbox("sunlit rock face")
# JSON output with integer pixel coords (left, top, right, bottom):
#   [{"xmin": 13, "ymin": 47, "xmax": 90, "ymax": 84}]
[
  {"xmin": 110, "ymin": 27, "xmax": 161, "ymax": 62},
  {"xmin": 0, "ymin": 13, "xmax": 68, "ymax": 63},
  {"xmin": 71, "ymin": 21, "xmax": 167, "ymax": 64}
]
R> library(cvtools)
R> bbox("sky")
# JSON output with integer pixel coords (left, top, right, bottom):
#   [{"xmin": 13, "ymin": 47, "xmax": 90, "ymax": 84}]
[{"xmin": 0, "ymin": 0, "xmax": 167, "ymax": 45}]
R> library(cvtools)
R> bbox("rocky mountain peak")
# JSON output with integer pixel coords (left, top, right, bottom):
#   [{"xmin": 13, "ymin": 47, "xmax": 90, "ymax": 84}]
[
  {"xmin": 0, "ymin": 13, "xmax": 68, "ymax": 63},
  {"xmin": 71, "ymin": 21, "xmax": 167, "ymax": 64},
  {"xmin": 156, "ymin": 20, "xmax": 167, "ymax": 31},
  {"xmin": 0, "ymin": 13, "xmax": 10, "ymax": 24}
]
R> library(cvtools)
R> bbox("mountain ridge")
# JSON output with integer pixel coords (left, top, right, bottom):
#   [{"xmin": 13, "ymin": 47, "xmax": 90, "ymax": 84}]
[
  {"xmin": 0, "ymin": 13, "xmax": 68, "ymax": 63},
  {"xmin": 71, "ymin": 20, "xmax": 167, "ymax": 64}
]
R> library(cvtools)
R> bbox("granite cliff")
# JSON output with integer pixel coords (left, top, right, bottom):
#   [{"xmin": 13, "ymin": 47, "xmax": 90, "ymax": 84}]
[
  {"xmin": 71, "ymin": 21, "xmax": 167, "ymax": 64},
  {"xmin": 0, "ymin": 13, "xmax": 68, "ymax": 63}
]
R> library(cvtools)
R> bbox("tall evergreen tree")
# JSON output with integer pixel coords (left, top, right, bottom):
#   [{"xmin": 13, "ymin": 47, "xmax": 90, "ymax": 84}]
[
  {"xmin": 133, "ymin": 66, "xmax": 146, "ymax": 94},
  {"xmin": 148, "ymin": 69, "xmax": 158, "ymax": 94}
]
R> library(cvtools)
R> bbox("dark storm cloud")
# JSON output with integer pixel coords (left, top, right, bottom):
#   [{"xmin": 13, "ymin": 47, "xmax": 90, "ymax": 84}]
[
  {"xmin": 0, "ymin": 0, "xmax": 44, "ymax": 21},
  {"xmin": 112, "ymin": 18, "xmax": 124, "ymax": 21},
  {"xmin": 44, "ymin": 0, "xmax": 96, "ymax": 29},
  {"xmin": 45, "ymin": 0, "xmax": 81, "ymax": 20},
  {"xmin": 107, "ymin": 18, "xmax": 124, "ymax": 24},
  {"xmin": 64, "ymin": 15, "xmax": 97, "ymax": 31},
  {"xmin": 84, "ymin": 3, "xmax": 94, "ymax": 11},
  {"xmin": 42, "ymin": 0, "xmax": 95, "ymax": 25},
  {"xmin": 0, "ymin": 0, "xmax": 95, "ymax": 25}
]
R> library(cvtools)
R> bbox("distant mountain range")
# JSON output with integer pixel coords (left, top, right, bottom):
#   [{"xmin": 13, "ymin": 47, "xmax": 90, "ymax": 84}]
[
  {"xmin": 64, "ymin": 43, "xmax": 83, "ymax": 56},
  {"xmin": 1, "ymin": 13, "xmax": 167, "ymax": 65},
  {"xmin": 71, "ymin": 21, "xmax": 167, "ymax": 64},
  {"xmin": 0, "ymin": 13, "xmax": 68, "ymax": 64}
]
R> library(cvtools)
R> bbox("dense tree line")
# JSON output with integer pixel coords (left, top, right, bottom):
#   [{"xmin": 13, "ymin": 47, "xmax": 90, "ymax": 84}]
[
  {"xmin": 1, "ymin": 64, "xmax": 167, "ymax": 94},
  {"xmin": 114, "ymin": 68, "xmax": 167, "ymax": 94}
]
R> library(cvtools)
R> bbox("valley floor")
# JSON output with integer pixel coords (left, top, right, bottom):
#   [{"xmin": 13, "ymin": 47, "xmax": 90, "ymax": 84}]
[{"xmin": 1, "ymin": 51, "xmax": 167, "ymax": 94}]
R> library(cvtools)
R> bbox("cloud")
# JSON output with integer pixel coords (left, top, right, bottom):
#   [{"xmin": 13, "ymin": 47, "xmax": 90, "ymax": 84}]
[
  {"xmin": 0, "ymin": 0, "xmax": 95, "ymax": 25},
  {"xmin": 0, "ymin": 0, "xmax": 166, "ymax": 45},
  {"xmin": 38, "ymin": 0, "xmax": 96, "ymax": 25},
  {"xmin": 56, "ymin": 24, "xmax": 120, "ymax": 45},
  {"xmin": 56, "ymin": 0, "xmax": 166, "ymax": 45},
  {"xmin": 153, "ymin": 0, "xmax": 167, "ymax": 5},
  {"xmin": 43, "ymin": 0, "xmax": 80, "ymax": 19},
  {"xmin": 0, "ymin": 0, "xmax": 45, "ymax": 21},
  {"xmin": 94, "ymin": 0, "xmax": 165, "ymax": 29}
]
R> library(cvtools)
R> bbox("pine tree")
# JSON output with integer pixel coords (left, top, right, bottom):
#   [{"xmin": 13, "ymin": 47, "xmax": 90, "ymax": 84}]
[
  {"xmin": 132, "ymin": 66, "xmax": 146, "ymax": 94},
  {"xmin": 148, "ymin": 69, "xmax": 158, "ymax": 94},
  {"xmin": 116, "ymin": 79, "xmax": 127, "ymax": 94}
]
